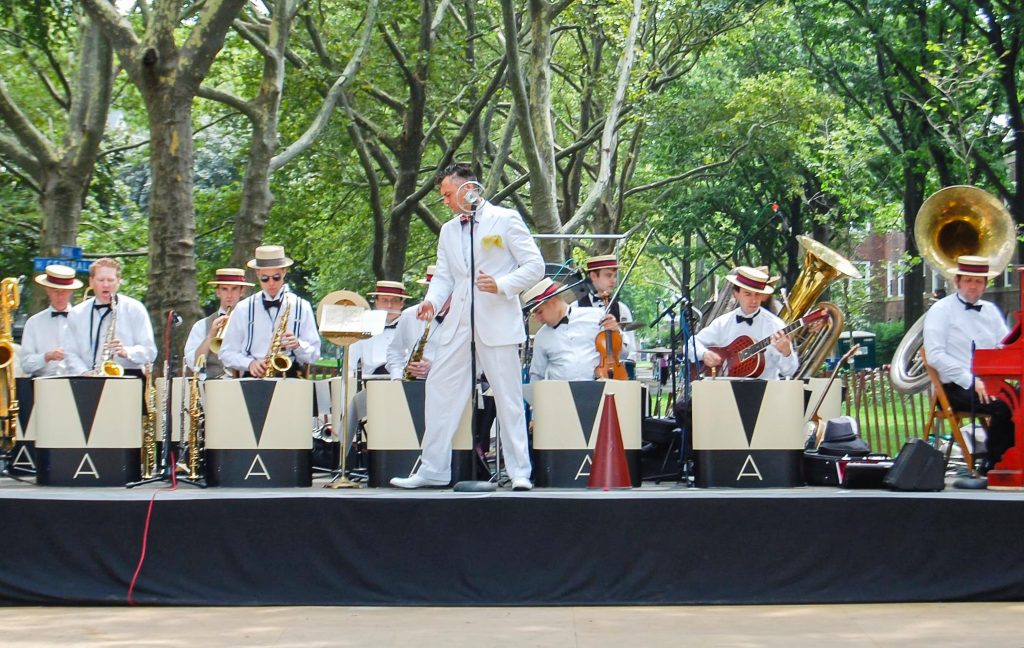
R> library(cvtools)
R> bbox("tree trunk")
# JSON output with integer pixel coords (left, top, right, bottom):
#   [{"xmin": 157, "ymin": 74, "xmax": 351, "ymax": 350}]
[
  {"xmin": 229, "ymin": 115, "xmax": 276, "ymax": 271},
  {"xmin": 902, "ymin": 164, "xmax": 926, "ymax": 330}
]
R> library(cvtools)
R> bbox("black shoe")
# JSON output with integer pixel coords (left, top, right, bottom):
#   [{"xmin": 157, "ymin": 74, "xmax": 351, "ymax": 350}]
[{"xmin": 975, "ymin": 458, "xmax": 994, "ymax": 476}]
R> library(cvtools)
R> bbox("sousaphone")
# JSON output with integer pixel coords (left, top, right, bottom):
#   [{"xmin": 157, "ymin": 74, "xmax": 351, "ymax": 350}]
[{"xmin": 889, "ymin": 186, "xmax": 1015, "ymax": 394}]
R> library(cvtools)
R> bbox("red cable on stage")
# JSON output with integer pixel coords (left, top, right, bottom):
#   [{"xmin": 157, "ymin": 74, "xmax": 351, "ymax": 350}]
[{"xmin": 126, "ymin": 453, "xmax": 178, "ymax": 605}]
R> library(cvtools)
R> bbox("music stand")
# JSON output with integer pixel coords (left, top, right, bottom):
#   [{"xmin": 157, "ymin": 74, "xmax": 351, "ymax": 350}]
[{"xmin": 322, "ymin": 302, "xmax": 383, "ymax": 489}]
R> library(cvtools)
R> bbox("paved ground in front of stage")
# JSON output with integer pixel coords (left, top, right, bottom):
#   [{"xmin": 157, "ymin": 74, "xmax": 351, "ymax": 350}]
[{"xmin": 1, "ymin": 603, "xmax": 1020, "ymax": 647}]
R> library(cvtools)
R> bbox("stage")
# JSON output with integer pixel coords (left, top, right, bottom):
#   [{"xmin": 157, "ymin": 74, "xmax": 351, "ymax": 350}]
[{"xmin": 0, "ymin": 479, "xmax": 1022, "ymax": 607}]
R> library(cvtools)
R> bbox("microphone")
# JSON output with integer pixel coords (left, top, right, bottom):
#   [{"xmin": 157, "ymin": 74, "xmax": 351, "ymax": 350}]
[{"xmin": 457, "ymin": 180, "xmax": 485, "ymax": 211}]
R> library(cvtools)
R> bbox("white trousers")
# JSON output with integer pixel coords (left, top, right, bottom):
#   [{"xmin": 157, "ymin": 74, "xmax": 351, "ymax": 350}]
[{"xmin": 416, "ymin": 314, "xmax": 531, "ymax": 482}]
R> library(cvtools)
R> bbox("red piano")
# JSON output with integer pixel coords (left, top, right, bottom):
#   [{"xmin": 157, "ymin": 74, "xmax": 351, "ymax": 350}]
[{"xmin": 972, "ymin": 274, "xmax": 1024, "ymax": 490}]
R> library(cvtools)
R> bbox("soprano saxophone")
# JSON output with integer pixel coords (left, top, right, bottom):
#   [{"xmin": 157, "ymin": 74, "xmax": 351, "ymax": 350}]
[{"xmin": 97, "ymin": 294, "xmax": 124, "ymax": 377}]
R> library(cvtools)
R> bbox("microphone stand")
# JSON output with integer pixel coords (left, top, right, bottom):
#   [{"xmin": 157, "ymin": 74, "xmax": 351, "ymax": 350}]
[{"xmin": 128, "ymin": 310, "xmax": 204, "ymax": 488}]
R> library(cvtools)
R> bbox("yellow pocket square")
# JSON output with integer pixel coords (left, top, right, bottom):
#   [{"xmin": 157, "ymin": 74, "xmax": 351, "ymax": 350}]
[{"xmin": 482, "ymin": 234, "xmax": 504, "ymax": 250}]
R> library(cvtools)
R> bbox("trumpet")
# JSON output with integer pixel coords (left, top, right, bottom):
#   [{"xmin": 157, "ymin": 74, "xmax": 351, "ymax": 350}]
[
  {"xmin": 209, "ymin": 306, "xmax": 232, "ymax": 354},
  {"xmin": 265, "ymin": 294, "xmax": 293, "ymax": 377},
  {"xmin": 97, "ymin": 294, "xmax": 124, "ymax": 377}
]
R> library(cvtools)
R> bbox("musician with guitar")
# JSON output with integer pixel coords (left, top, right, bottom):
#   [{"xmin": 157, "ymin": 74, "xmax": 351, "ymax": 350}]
[
  {"xmin": 691, "ymin": 267, "xmax": 799, "ymax": 380},
  {"xmin": 523, "ymin": 278, "xmax": 629, "ymax": 381}
]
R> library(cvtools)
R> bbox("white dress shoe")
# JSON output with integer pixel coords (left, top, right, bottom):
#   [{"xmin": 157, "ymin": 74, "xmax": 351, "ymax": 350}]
[
  {"xmin": 390, "ymin": 474, "xmax": 449, "ymax": 489},
  {"xmin": 511, "ymin": 478, "xmax": 533, "ymax": 491}
]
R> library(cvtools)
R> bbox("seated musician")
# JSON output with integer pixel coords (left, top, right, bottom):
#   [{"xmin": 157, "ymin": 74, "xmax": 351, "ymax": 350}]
[
  {"xmin": 572, "ymin": 254, "xmax": 638, "ymax": 377},
  {"xmin": 691, "ymin": 266, "xmax": 797, "ymax": 379},
  {"xmin": 65, "ymin": 258, "xmax": 157, "ymax": 378},
  {"xmin": 219, "ymin": 245, "xmax": 321, "ymax": 378},
  {"xmin": 20, "ymin": 265, "xmax": 82, "ymax": 377},
  {"xmin": 183, "ymin": 268, "xmax": 252, "ymax": 379},
  {"xmin": 386, "ymin": 266, "xmax": 446, "ymax": 380},
  {"xmin": 348, "ymin": 280, "xmax": 407, "ymax": 377},
  {"xmin": 923, "ymin": 255, "xmax": 1013, "ymax": 475},
  {"xmin": 524, "ymin": 278, "xmax": 628, "ymax": 381}
]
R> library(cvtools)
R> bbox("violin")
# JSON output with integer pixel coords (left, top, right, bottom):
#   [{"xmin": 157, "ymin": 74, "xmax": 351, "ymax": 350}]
[{"xmin": 594, "ymin": 322, "xmax": 628, "ymax": 380}]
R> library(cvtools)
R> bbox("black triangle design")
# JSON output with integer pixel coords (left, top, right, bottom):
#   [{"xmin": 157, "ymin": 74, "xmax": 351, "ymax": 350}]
[
  {"xmin": 802, "ymin": 383, "xmax": 813, "ymax": 413},
  {"xmin": 241, "ymin": 380, "xmax": 277, "ymax": 445},
  {"xmin": 405, "ymin": 382, "xmax": 427, "ymax": 445},
  {"xmin": 569, "ymin": 381, "xmax": 606, "ymax": 446},
  {"xmin": 730, "ymin": 380, "xmax": 767, "ymax": 446},
  {"xmin": 70, "ymin": 378, "xmax": 105, "ymax": 444},
  {"xmin": 15, "ymin": 377, "xmax": 34, "ymax": 434}
]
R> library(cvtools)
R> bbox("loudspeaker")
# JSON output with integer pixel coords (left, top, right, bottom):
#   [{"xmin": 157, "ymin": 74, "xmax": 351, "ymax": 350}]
[{"xmin": 883, "ymin": 439, "xmax": 945, "ymax": 492}]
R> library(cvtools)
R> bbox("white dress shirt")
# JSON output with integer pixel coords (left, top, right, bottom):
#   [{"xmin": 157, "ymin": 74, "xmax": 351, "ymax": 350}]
[
  {"xmin": 218, "ymin": 286, "xmax": 321, "ymax": 372},
  {"xmin": 385, "ymin": 305, "xmax": 443, "ymax": 379},
  {"xmin": 20, "ymin": 306, "xmax": 73, "ymax": 377},
  {"xmin": 65, "ymin": 294, "xmax": 157, "ymax": 374},
  {"xmin": 691, "ymin": 306, "xmax": 798, "ymax": 379},
  {"xmin": 183, "ymin": 309, "xmax": 228, "ymax": 374},
  {"xmin": 923, "ymin": 293, "xmax": 1008, "ymax": 390},
  {"xmin": 530, "ymin": 306, "xmax": 631, "ymax": 381},
  {"xmin": 347, "ymin": 319, "xmax": 398, "ymax": 376}
]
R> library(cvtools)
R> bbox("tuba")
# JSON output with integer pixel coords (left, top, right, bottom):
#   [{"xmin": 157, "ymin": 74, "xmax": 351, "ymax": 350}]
[
  {"xmin": 97, "ymin": 294, "xmax": 124, "ymax": 377},
  {"xmin": 0, "ymin": 277, "xmax": 22, "ymax": 451},
  {"xmin": 264, "ymin": 294, "xmax": 293, "ymax": 377},
  {"xmin": 890, "ymin": 185, "xmax": 1015, "ymax": 393},
  {"xmin": 780, "ymin": 236, "xmax": 862, "ymax": 378}
]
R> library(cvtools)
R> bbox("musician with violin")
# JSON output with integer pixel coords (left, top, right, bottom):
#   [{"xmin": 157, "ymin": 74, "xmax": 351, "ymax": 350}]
[
  {"xmin": 218, "ymin": 245, "xmax": 321, "ymax": 378},
  {"xmin": 65, "ymin": 258, "xmax": 157, "ymax": 378},
  {"xmin": 183, "ymin": 268, "xmax": 252, "ymax": 379},
  {"xmin": 923, "ymin": 255, "xmax": 1013, "ymax": 475},
  {"xmin": 524, "ymin": 278, "xmax": 630, "ymax": 381},
  {"xmin": 691, "ymin": 266, "xmax": 797, "ymax": 380},
  {"xmin": 572, "ymin": 254, "xmax": 639, "ymax": 376}
]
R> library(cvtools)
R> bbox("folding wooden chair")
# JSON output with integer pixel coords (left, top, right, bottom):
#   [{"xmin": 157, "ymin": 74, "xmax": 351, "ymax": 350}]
[{"xmin": 919, "ymin": 348, "xmax": 989, "ymax": 473}]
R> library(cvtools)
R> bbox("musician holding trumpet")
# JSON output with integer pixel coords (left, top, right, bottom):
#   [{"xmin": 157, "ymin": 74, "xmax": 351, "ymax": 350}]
[
  {"xmin": 65, "ymin": 258, "xmax": 157, "ymax": 378},
  {"xmin": 183, "ymin": 268, "xmax": 253, "ymax": 379},
  {"xmin": 218, "ymin": 245, "xmax": 321, "ymax": 378}
]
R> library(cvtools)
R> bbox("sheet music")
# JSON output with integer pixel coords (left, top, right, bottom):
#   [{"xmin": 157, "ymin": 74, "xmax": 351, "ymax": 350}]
[{"xmin": 318, "ymin": 305, "xmax": 387, "ymax": 337}]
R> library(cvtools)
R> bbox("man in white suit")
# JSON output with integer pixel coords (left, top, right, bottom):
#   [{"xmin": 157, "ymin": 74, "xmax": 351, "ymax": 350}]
[{"xmin": 391, "ymin": 163, "xmax": 544, "ymax": 490}]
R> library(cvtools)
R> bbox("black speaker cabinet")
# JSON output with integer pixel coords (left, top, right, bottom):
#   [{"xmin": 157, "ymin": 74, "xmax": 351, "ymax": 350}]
[{"xmin": 883, "ymin": 439, "xmax": 945, "ymax": 492}]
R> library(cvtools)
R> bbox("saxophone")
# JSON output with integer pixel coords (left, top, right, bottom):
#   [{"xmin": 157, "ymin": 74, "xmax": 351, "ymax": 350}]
[
  {"xmin": 141, "ymin": 363, "xmax": 159, "ymax": 478},
  {"xmin": 264, "ymin": 293, "xmax": 293, "ymax": 377},
  {"xmin": 97, "ymin": 294, "xmax": 124, "ymax": 377},
  {"xmin": 403, "ymin": 322, "xmax": 431, "ymax": 381},
  {"xmin": 186, "ymin": 356, "xmax": 205, "ymax": 479},
  {"xmin": 0, "ymin": 277, "xmax": 21, "ymax": 452}
]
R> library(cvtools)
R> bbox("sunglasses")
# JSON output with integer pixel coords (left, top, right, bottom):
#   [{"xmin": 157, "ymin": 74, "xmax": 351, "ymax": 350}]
[{"xmin": 259, "ymin": 274, "xmax": 283, "ymax": 283}]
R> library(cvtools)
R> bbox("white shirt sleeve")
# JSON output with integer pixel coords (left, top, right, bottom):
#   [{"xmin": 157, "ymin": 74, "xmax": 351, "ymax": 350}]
[{"xmin": 184, "ymin": 318, "xmax": 208, "ymax": 372}]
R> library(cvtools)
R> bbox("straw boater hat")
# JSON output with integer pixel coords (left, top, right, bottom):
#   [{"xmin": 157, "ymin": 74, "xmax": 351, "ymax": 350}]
[
  {"xmin": 725, "ymin": 266, "xmax": 775, "ymax": 295},
  {"xmin": 584, "ymin": 254, "xmax": 619, "ymax": 273},
  {"xmin": 367, "ymin": 280, "xmax": 408, "ymax": 299},
  {"xmin": 246, "ymin": 245, "xmax": 294, "ymax": 269},
  {"xmin": 953, "ymin": 255, "xmax": 999, "ymax": 278},
  {"xmin": 207, "ymin": 267, "xmax": 254, "ymax": 287},
  {"xmin": 521, "ymin": 278, "xmax": 563, "ymax": 312},
  {"xmin": 755, "ymin": 265, "xmax": 782, "ymax": 286},
  {"xmin": 416, "ymin": 265, "xmax": 436, "ymax": 286},
  {"xmin": 34, "ymin": 264, "xmax": 83, "ymax": 290}
]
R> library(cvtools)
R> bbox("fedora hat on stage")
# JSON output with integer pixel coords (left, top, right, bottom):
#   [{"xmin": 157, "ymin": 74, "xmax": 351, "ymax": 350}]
[
  {"xmin": 367, "ymin": 280, "xmax": 409, "ymax": 299},
  {"xmin": 725, "ymin": 266, "xmax": 774, "ymax": 295},
  {"xmin": 34, "ymin": 264, "xmax": 83, "ymax": 290},
  {"xmin": 247, "ymin": 245, "xmax": 294, "ymax": 270},
  {"xmin": 416, "ymin": 265, "xmax": 436, "ymax": 286},
  {"xmin": 952, "ymin": 255, "xmax": 999, "ymax": 278},
  {"xmin": 584, "ymin": 254, "xmax": 620, "ymax": 273},
  {"xmin": 521, "ymin": 278, "xmax": 564, "ymax": 312},
  {"xmin": 207, "ymin": 267, "xmax": 255, "ymax": 287}
]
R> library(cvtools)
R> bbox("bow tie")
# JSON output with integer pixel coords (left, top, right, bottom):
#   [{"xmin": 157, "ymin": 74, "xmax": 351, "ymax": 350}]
[
  {"xmin": 385, "ymin": 322, "xmax": 398, "ymax": 330},
  {"xmin": 51, "ymin": 311, "xmax": 69, "ymax": 318},
  {"xmin": 553, "ymin": 315, "xmax": 570, "ymax": 329},
  {"xmin": 959, "ymin": 297, "xmax": 982, "ymax": 312},
  {"xmin": 736, "ymin": 314, "xmax": 757, "ymax": 326},
  {"xmin": 93, "ymin": 303, "xmax": 111, "ymax": 312},
  {"xmin": 263, "ymin": 298, "xmax": 282, "ymax": 310}
]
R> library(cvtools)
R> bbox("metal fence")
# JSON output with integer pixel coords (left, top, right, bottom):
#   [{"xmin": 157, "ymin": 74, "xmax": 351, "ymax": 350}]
[{"xmin": 843, "ymin": 364, "xmax": 931, "ymax": 457}]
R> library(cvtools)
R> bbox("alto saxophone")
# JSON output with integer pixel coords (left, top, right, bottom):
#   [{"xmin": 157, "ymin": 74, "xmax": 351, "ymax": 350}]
[
  {"xmin": 141, "ymin": 363, "xmax": 159, "ymax": 478},
  {"xmin": 186, "ymin": 356, "xmax": 205, "ymax": 479},
  {"xmin": 97, "ymin": 294, "xmax": 124, "ymax": 377},
  {"xmin": 0, "ymin": 277, "xmax": 22, "ymax": 452},
  {"xmin": 264, "ymin": 294, "xmax": 293, "ymax": 377},
  {"xmin": 403, "ymin": 322, "xmax": 431, "ymax": 381}
]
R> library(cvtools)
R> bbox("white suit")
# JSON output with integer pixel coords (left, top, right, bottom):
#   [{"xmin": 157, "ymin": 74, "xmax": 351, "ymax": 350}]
[{"xmin": 416, "ymin": 201, "xmax": 544, "ymax": 482}]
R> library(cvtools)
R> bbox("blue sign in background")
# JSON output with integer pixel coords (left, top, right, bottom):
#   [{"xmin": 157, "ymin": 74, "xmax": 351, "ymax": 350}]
[{"xmin": 32, "ymin": 257, "xmax": 92, "ymax": 273}]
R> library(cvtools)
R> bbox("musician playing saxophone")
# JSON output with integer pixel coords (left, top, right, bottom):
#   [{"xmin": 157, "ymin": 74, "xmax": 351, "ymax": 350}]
[
  {"xmin": 385, "ymin": 266, "xmax": 448, "ymax": 380},
  {"xmin": 65, "ymin": 258, "xmax": 157, "ymax": 378},
  {"xmin": 183, "ymin": 268, "xmax": 252, "ymax": 379},
  {"xmin": 691, "ymin": 266, "xmax": 796, "ymax": 380},
  {"xmin": 348, "ymin": 280, "xmax": 408, "ymax": 378},
  {"xmin": 218, "ymin": 246, "xmax": 321, "ymax": 378}
]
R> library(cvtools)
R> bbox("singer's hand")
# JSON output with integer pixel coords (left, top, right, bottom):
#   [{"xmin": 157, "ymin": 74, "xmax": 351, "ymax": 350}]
[
  {"xmin": 476, "ymin": 271, "xmax": 498, "ymax": 293},
  {"xmin": 417, "ymin": 301, "xmax": 435, "ymax": 321}
]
